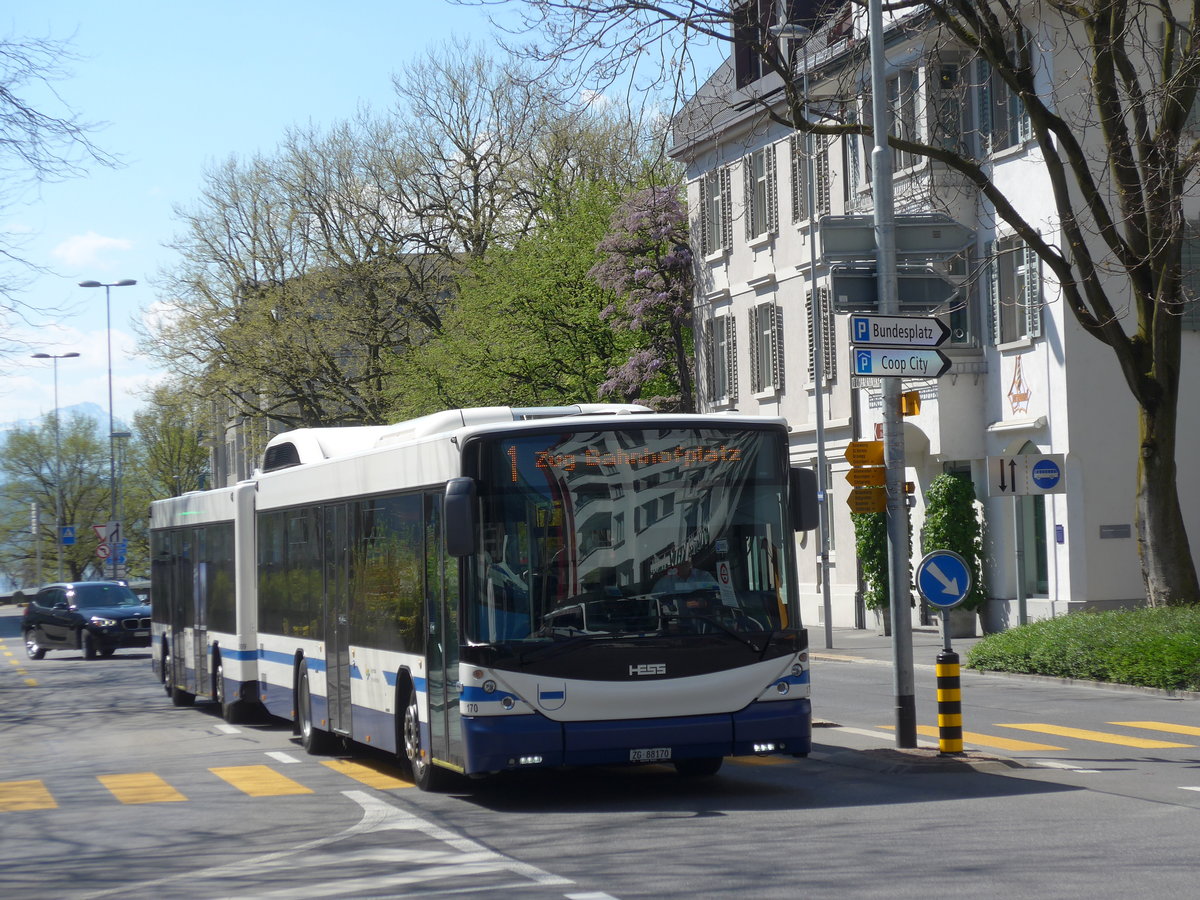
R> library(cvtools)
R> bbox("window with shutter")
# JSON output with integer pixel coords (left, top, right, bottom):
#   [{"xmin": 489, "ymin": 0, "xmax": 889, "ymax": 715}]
[
  {"xmin": 744, "ymin": 147, "xmax": 777, "ymax": 240},
  {"xmin": 990, "ymin": 236, "xmax": 1042, "ymax": 344},
  {"xmin": 806, "ymin": 286, "xmax": 836, "ymax": 383}
]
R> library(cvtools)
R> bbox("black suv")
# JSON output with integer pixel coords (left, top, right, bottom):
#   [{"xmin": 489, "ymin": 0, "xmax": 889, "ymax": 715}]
[{"xmin": 23, "ymin": 582, "xmax": 152, "ymax": 660}]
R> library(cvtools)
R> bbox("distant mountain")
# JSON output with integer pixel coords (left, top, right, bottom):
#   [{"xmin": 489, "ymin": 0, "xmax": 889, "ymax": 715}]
[{"xmin": 0, "ymin": 402, "xmax": 126, "ymax": 434}]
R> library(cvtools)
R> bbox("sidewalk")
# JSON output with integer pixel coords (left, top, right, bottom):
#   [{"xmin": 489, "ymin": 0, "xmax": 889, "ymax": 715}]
[{"xmin": 810, "ymin": 625, "xmax": 982, "ymax": 665}]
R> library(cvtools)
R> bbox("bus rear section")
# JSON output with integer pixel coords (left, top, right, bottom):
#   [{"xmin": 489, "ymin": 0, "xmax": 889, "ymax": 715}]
[{"xmin": 149, "ymin": 482, "xmax": 259, "ymax": 722}]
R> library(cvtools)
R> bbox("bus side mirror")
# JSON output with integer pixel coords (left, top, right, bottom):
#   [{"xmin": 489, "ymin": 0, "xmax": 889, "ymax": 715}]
[
  {"xmin": 789, "ymin": 467, "xmax": 819, "ymax": 532},
  {"xmin": 444, "ymin": 477, "xmax": 479, "ymax": 557}
]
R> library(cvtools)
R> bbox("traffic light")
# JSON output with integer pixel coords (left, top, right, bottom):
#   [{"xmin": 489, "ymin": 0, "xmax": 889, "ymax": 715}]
[{"xmin": 900, "ymin": 390, "xmax": 921, "ymax": 416}]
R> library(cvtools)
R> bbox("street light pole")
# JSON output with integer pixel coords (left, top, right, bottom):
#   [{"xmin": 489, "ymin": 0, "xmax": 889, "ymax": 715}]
[
  {"xmin": 32, "ymin": 351, "xmax": 81, "ymax": 580},
  {"xmin": 773, "ymin": 12, "xmax": 834, "ymax": 649},
  {"xmin": 79, "ymin": 278, "xmax": 137, "ymax": 579}
]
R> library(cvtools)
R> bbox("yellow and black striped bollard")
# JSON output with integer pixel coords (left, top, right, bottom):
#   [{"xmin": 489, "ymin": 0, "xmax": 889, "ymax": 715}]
[{"xmin": 936, "ymin": 648, "xmax": 963, "ymax": 754}]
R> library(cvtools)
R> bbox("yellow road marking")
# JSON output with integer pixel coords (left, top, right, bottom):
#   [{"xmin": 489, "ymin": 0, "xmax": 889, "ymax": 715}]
[
  {"xmin": 209, "ymin": 765, "xmax": 314, "ymax": 797},
  {"xmin": 321, "ymin": 759, "xmax": 413, "ymax": 789},
  {"xmin": 9, "ymin": 659, "xmax": 21, "ymax": 665},
  {"xmin": 730, "ymin": 755, "xmax": 791, "ymax": 767},
  {"xmin": 98, "ymin": 773, "xmax": 188, "ymax": 804},
  {"xmin": 23, "ymin": 678, "xmax": 37, "ymax": 687},
  {"xmin": 1109, "ymin": 721, "xmax": 1200, "ymax": 737},
  {"xmin": 0, "ymin": 780, "xmax": 57, "ymax": 811},
  {"xmin": 909, "ymin": 725, "xmax": 1065, "ymax": 752},
  {"xmin": 998, "ymin": 724, "xmax": 1192, "ymax": 749}
]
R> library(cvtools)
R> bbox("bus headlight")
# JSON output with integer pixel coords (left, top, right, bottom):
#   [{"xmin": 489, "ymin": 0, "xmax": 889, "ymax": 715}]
[
  {"xmin": 501, "ymin": 696, "xmax": 516, "ymax": 710},
  {"xmin": 776, "ymin": 681, "xmax": 790, "ymax": 695},
  {"xmin": 482, "ymin": 680, "xmax": 497, "ymax": 694}
]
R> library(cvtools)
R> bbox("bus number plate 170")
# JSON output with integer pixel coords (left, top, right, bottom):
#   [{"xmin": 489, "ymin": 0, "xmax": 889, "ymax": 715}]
[{"xmin": 630, "ymin": 747, "xmax": 672, "ymax": 762}]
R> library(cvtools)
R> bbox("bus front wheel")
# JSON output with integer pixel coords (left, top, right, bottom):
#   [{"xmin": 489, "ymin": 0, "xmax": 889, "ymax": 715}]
[
  {"xmin": 298, "ymin": 668, "xmax": 333, "ymax": 754},
  {"xmin": 402, "ymin": 687, "xmax": 452, "ymax": 792},
  {"xmin": 675, "ymin": 757, "xmax": 723, "ymax": 777}
]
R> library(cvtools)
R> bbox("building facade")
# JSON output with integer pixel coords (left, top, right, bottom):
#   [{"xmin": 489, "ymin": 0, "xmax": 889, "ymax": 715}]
[{"xmin": 670, "ymin": 4, "xmax": 1200, "ymax": 631}]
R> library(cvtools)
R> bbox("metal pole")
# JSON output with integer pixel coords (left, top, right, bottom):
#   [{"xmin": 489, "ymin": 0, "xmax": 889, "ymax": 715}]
[
  {"xmin": 105, "ymin": 284, "xmax": 116, "ymax": 580},
  {"xmin": 804, "ymin": 45, "xmax": 835, "ymax": 651},
  {"xmin": 53, "ymin": 358, "xmax": 63, "ymax": 581},
  {"xmin": 868, "ymin": 0, "xmax": 916, "ymax": 748}
]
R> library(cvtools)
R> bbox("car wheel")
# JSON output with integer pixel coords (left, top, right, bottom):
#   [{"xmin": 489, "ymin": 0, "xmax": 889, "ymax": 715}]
[
  {"xmin": 674, "ymin": 757, "xmax": 723, "ymax": 778},
  {"xmin": 80, "ymin": 630, "xmax": 97, "ymax": 660},
  {"xmin": 403, "ymin": 686, "xmax": 453, "ymax": 792},
  {"xmin": 24, "ymin": 630, "xmax": 46, "ymax": 660},
  {"xmin": 100, "ymin": 647, "xmax": 116, "ymax": 658}
]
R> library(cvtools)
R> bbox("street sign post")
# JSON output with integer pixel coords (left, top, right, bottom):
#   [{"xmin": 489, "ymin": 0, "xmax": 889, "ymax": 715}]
[
  {"xmin": 831, "ymin": 267, "xmax": 960, "ymax": 313},
  {"xmin": 853, "ymin": 347, "xmax": 951, "ymax": 378},
  {"xmin": 986, "ymin": 454, "xmax": 1067, "ymax": 496},
  {"xmin": 845, "ymin": 466, "xmax": 887, "ymax": 488},
  {"xmin": 844, "ymin": 441, "xmax": 886, "ymax": 512},
  {"xmin": 916, "ymin": 550, "xmax": 972, "ymax": 610},
  {"xmin": 847, "ymin": 487, "xmax": 887, "ymax": 513},
  {"xmin": 850, "ymin": 314, "xmax": 950, "ymax": 347},
  {"xmin": 820, "ymin": 213, "xmax": 974, "ymax": 260},
  {"xmin": 844, "ymin": 440, "xmax": 884, "ymax": 467}
]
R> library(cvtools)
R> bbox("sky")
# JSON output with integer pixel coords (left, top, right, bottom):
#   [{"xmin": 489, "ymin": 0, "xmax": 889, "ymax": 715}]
[{"xmin": 1, "ymin": 0, "xmax": 527, "ymax": 429}]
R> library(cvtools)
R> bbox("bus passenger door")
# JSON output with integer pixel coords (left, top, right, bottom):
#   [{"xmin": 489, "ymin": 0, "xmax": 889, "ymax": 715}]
[
  {"xmin": 192, "ymin": 528, "xmax": 208, "ymax": 696},
  {"xmin": 168, "ymin": 530, "xmax": 191, "ymax": 689},
  {"xmin": 324, "ymin": 504, "xmax": 352, "ymax": 736},
  {"xmin": 427, "ymin": 494, "xmax": 465, "ymax": 770}
]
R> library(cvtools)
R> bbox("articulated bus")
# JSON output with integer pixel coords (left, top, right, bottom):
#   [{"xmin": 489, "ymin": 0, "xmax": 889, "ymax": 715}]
[
  {"xmin": 150, "ymin": 405, "xmax": 818, "ymax": 789},
  {"xmin": 150, "ymin": 481, "xmax": 257, "ymax": 721}
]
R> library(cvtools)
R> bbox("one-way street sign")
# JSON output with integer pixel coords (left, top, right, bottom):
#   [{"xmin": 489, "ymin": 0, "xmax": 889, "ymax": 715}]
[
  {"xmin": 853, "ymin": 347, "xmax": 951, "ymax": 378},
  {"xmin": 850, "ymin": 314, "xmax": 949, "ymax": 347}
]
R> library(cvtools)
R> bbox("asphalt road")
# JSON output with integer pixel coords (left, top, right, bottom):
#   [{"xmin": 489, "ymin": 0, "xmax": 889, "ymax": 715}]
[{"xmin": 2, "ymin": 606, "xmax": 1197, "ymax": 899}]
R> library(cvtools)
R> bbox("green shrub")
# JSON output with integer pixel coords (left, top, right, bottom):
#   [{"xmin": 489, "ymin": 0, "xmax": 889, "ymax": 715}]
[
  {"xmin": 920, "ymin": 473, "xmax": 986, "ymax": 612},
  {"xmin": 966, "ymin": 606, "xmax": 1200, "ymax": 691}
]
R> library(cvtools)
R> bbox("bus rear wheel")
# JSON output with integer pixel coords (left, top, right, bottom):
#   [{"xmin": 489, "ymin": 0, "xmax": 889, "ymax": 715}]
[{"xmin": 298, "ymin": 668, "xmax": 333, "ymax": 754}]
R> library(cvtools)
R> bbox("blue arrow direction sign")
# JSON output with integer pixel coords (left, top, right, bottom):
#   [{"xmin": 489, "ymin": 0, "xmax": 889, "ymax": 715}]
[
  {"xmin": 850, "ymin": 314, "xmax": 949, "ymax": 347},
  {"xmin": 916, "ymin": 550, "xmax": 972, "ymax": 609},
  {"xmin": 853, "ymin": 347, "xmax": 951, "ymax": 378}
]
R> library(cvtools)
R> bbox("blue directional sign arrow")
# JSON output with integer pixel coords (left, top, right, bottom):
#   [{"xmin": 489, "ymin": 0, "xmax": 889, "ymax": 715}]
[{"xmin": 916, "ymin": 550, "xmax": 972, "ymax": 609}]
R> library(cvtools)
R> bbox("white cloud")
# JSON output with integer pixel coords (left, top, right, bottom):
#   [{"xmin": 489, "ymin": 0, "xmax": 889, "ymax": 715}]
[{"xmin": 52, "ymin": 231, "xmax": 135, "ymax": 268}]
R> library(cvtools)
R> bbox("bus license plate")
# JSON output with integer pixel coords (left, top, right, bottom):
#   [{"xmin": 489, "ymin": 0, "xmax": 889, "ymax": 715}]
[{"xmin": 630, "ymin": 747, "xmax": 671, "ymax": 762}]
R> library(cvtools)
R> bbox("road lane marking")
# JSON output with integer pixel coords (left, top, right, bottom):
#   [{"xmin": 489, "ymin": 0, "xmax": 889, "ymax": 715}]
[
  {"xmin": 98, "ymin": 772, "xmax": 188, "ymax": 804},
  {"xmin": 210, "ymin": 765, "xmax": 314, "ymax": 797},
  {"xmin": 0, "ymin": 779, "xmax": 57, "ymax": 811},
  {"xmin": 910, "ymin": 725, "xmax": 1065, "ymax": 752},
  {"xmin": 322, "ymin": 758, "xmax": 414, "ymax": 789},
  {"xmin": 215, "ymin": 724, "xmax": 240, "ymax": 734},
  {"xmin": 997, "ymin": 723, "xmax": 1192, "ymax": 749},
  {"xmin": 265, "ymin": 751, "xmax": 301, "ymax": 764},
  {"xmin": 1029, "ymin": 760, "xmax": 1103, "ymax": 774},
  {"xmin": 1109, "ymin": 721, "xmax": 1200, "ymax": 737}
]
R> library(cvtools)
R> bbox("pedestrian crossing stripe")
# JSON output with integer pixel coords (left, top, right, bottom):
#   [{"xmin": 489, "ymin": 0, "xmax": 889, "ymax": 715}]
[
  {"xmin": 321, "ymin": 758, "xmax": 414, "ymax": 789},
  {"xmin": 0, "ymin": 779, "xmax": 57, "ymax": 811},
  {"xmin": 209, "ymin": 765, "xmax": 315, "ymax": 797},
  {"xmin": 1109, "ymin": 721, "xmax": 1200, "ymax": 737},
  {"xmin": 99, "ymin": 772, "xmax": 188, "ymax": 804},
  {"xmin": 882, "ymin": 725, "xmax": 1065, "ymax": 752},
  {"xmin": 997, "ymin": 724, "xmax": 1192, "ymax": 749}
]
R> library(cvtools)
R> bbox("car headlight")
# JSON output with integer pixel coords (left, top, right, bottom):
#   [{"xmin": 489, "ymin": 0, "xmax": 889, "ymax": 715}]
[{"xmin": 89, "ymin": 616, "xmax": 117, "ymax": 628}]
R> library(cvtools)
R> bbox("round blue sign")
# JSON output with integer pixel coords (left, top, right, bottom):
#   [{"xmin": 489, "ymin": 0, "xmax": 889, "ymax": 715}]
[
  {"xmin": 1031, "ymin": 458, "xmax": 1062, "ymax": 490},
  {"xmin": 915, "ymin": 550, "xmax": 972, "ymax": 609}
]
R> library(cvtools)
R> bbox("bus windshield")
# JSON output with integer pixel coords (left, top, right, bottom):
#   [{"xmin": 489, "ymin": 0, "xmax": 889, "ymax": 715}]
[{"xmin": 466, "ymin": 426, "xmax": 796, "ymax": 643}]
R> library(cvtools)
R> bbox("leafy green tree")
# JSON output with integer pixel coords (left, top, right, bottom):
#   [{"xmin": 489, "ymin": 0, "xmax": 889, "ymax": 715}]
[
  {"xmin": 0, "ymin": 414, "xmax": 111, "ymax": 584},
  {"xmin": 390, "ymin": 180, "xmax": 639, "ymax": 413},
  {"xmin": 921, "ymin": 473, "xmax": 987, "ymax": 613}
]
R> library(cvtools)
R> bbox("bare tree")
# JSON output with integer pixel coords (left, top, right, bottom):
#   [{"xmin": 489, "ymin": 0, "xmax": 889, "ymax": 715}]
[
  {"xmin": 468, "ymin": 0, "xmax": 1200, "ymax": 605},
  {"xmin": 0, "ymin": 35, "xmax": 115, "ymax": 357}
]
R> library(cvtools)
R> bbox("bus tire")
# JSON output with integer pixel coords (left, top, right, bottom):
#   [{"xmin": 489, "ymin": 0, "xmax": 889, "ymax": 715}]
[
  {"xmin": 214, "ymin": 660, "xmax": 241, "ymax": 724},
  {"xmin": 171, "ymin": 679, "xmax": 196, "ymax": 707},
  {"xmin": 402, "ymin": 686, "xmax": 452, "ymax": 792},
  {"xmin": 674, "ymin": 757, "xmax": 723, "ymax": 777},
  {"xmin": 298, "ymin": 668, "xmax": 333, "ymax": 754}
]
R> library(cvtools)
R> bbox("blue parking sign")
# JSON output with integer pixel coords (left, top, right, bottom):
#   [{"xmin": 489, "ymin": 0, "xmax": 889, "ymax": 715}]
[{"xmin": 60, "ymin": 525, "xmax": 76, "ymax": 546}]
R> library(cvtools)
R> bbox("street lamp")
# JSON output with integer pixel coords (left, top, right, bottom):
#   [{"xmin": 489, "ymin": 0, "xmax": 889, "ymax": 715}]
[
  {"xmin": 32, "ymin": 351, "xmax": 80, "ymax": 580},
  {"xmin": 79, "ymin": 278, "xmax": 137, "ymax": 579},
  {"xmin": 772, "ymin": 14, "xmax": 834, "ymax": 650}
]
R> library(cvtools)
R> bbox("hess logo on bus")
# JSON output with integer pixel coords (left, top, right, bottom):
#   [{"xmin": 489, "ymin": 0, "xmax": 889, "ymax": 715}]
[{"xmin": 629, "ymin": 663, "xmax": 666, "ymax": 676}]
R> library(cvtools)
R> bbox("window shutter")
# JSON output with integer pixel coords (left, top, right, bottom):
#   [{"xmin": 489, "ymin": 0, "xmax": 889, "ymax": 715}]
[
  {"xmin": 815, "ymin": 135, "xmax": 831, "ymax": 216},
  {"xmin": 977, "ymin": 59, "xmax": 994, "ymax": 155},
  {"xmin": 743, "ymin": 154, "xmax": 754, "ymax": 240},
  {"xmin": 986, "ymin": 239, "xmax": 1001, "ymax": 345},
  {"xmin": 698, "ymin": 176, "xmax": 711, "ymax": 255},
  {"xmin": 821, "ymin": 285, "xmax": 836, "ymax": 380},
  {"xmin": 790, "ymin": 134, "xmax": 804, "ymax": 223},
  {"xmin": 727, "ymin": 315, "xmax": 739, "ymax": 401},
  {"xmin": 766, "ymin": 144, "xmax": 778, "ymax": 234},
  {"xmin": 720, "ymin": 167, "xmax": 733, "ymax": 251},
  {"xmin": 1024, "ymin": 243, "xmax": 1042, "ymax": 338},
  {"xmin": 704, "ymin": 319, "xmax": 716, "ymax": 401},
  {"xmin": 772, "ymin": 304, "xmax": 785, "ymax": 392},
  {"xmin": 748, "ymin": 305, "xmax": 761, "ymax": 393}
]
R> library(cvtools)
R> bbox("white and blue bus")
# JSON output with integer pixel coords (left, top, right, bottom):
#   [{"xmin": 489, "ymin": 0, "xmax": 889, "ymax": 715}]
[
  {"xmin": 150, "ymin": 481, "xmax": 258, "ymax": 721},
  {"xmin": 151, "ymin": 405, "xmax": 818, "ymax": 789}
]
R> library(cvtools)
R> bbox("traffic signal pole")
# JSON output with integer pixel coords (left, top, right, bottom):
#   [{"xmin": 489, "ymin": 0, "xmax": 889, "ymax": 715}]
[{"xmin": 868, "ymin": 0, "xmax": 917, "ymax": 748}]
